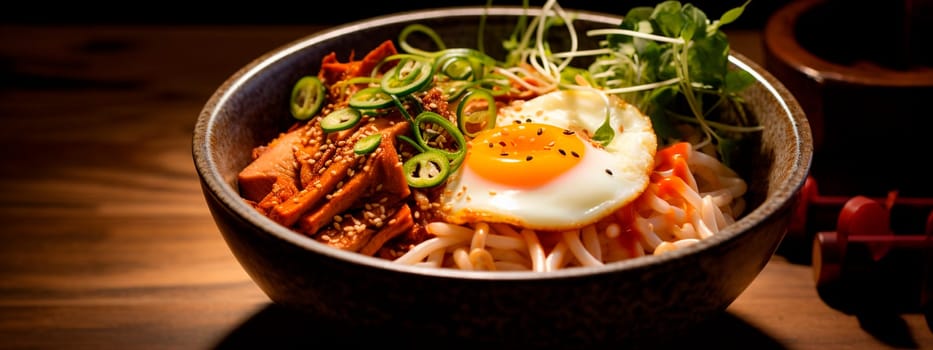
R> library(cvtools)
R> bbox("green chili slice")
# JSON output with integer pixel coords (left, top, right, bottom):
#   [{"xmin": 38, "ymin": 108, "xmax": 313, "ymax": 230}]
[
  {"xmin": 290, "ymin": 76, "xmax": 326, "ymax": 120},
  {"xmin": 353, "ymin": 133, "xmax": 382, "ymax": 155},
  {"xmin": 412, "ymin": 111, "xmax": 467, "ymax": 170},
  {"xmin": 402, "ymin": 150, "xmax": 450, "ymax": 188},
  {"xmin": 456, "ymin": 88, "xmax": 497, "ymax": 138},
  {"xmin": 381, "ymin": 58, "xmax": 434, "ymax": 96},
  {"xmin": 349, "ymin": 87, "xmax": 394, "ymax": 109},
  {"xmin": 320, "ymin": 107, "xmax": 361, "ymax": 133}
]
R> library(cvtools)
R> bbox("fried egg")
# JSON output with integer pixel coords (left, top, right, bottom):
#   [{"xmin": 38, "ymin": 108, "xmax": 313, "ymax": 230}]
[{"xmin": 439, "ymin": 89, "xmax": 657, "ymax": 230}]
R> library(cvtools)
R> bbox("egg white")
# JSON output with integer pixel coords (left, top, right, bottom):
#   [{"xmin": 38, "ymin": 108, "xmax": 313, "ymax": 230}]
[{"xmin": 439, "ymin": 89, "xmax": 657, "ymax": 231}]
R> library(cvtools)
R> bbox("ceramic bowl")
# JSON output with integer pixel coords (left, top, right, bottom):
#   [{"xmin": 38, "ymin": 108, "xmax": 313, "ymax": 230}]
[{"xmin": 193, "ymin": 6, "xmax": 812, "ymax": 347}]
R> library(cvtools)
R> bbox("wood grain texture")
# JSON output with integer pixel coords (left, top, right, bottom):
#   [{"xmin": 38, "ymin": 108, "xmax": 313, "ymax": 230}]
[{"xmin": 0, "ymin": 25, "xmax": 930, "ymax": 349}]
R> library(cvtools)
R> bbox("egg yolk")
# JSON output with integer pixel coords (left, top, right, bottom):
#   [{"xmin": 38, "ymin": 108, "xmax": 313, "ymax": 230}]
[{"xmin": 466, "ymin": 122, "xmax": 585, "ymax": 188}]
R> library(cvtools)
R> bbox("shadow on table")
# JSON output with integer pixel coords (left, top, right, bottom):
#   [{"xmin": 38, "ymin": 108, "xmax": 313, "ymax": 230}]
[{"xmin": 213, "ymin": 303, "xmax": 786, "ymax": 349}]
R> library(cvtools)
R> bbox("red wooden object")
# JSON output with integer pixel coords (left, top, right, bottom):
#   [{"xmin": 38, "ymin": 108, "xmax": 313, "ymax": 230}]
[{"xmin": 810, "ymin": 194, "xmax": 932, "ymax": 331}]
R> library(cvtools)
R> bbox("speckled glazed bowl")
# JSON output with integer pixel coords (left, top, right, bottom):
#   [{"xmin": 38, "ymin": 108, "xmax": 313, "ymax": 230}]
[{"xmin": 193, "ymin": 6, "xmax": 812, "ymax": 347}]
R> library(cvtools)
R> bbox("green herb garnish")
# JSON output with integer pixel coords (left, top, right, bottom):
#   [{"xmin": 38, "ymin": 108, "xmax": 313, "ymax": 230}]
[{"xmin": 587, "ymin": 0, "xmax": 759, "ymax": 164}]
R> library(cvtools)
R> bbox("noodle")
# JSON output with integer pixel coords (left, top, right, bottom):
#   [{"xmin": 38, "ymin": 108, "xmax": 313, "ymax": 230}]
[
  {"xmin": 452, "ymin": 248, "xmax": 472, "ymax": 270},
  {"xmin": 581, "ymin": 225, "xmax": 602, "ymax": 262},
  {"xmin": 654, "ymin": 238, "xmax": 700, "ymax": 255},
  {"xmin": 469, "ymin": 248, "xmax": 496, "ymax": 270},
  {"xmin": 489, "ymin": 249, "xmax": 530, "ymax": 267},
  {"xmin": 521, "ymin": 228, "xmax": 547, "ymax": 272},
  {"xmin": 485, "ymin": 234, "xmax": 526, "ymax": 251},
  {"xmin": 469, "ymin": 222, "xmax": 489, "ymax": 251},
  {"xmin": 396, "ymin": 235, "xmax": 469, "ymax": 265},
  {"xmin": 563, "ymin": 230, "xmax": 603, "ymax": 267},
  {"xmin": 545, "ymin": 241, "xmax": 569, "ymax": 271}
]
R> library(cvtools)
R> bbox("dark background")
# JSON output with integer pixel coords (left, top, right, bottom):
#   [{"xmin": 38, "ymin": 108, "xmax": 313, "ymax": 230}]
[{"xmin": 1, "ymin": 0, "xmax": 789, "ymax": 28}]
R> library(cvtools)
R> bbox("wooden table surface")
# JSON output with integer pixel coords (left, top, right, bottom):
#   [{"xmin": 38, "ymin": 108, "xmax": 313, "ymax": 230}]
[{"xmin": 1, "ymin": 24, "xmax": 930, "ymax": 349}]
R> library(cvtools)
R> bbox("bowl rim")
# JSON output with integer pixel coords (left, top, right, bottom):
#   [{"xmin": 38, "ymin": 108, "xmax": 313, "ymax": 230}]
[{"xmin": 193, "ymin": 5, "xmax": 812, "ymax": 281}]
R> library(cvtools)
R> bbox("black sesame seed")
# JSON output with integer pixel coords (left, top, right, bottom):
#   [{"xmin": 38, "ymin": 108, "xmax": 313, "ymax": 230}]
[
  {"xmin": 499, "ymin": 141, "xmax": 507, "ymax": 147},
  {"xmin": 526, "ymin": 155, "xmax": 533, "ymax": 161},
  {"xmin": 562, "ymin": 129, "xmax": 574, "ymax": 135},
  {"xmin": 488, "ymin": 143, "xmax": 494, "ymax": 148},
  {"xmin": 571, "ymin": 151, "xmax": 580, "ymax": 158},
  {"xmin": 536, "ymin": 128, "xmax": 543, "ymax": 136},
  {"xmin": 525, "ymin": 118, "xmax": 532, "ymax": 123},
  {"xmin": 605, "ymin": 169, "xmax": 613, "ymax": 175},
  {"xmin": 500, "ymin": 152, "xmax": 510, "ymax": 156},
  {"xmin": 514, "ymin": 119, "xmax": 522, "ymax": 124},
  {"xmin": 558, "ymin": 149, "xmax": 566, "ymax": 156}
]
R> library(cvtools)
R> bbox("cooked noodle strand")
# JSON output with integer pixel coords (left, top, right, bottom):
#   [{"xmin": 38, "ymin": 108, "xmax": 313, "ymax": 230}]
[
  {"xmin": 523, "ymin": 228, "xmax": 547, "ymax": 272},
  {"xmin": 563, "ymin": 230, "xmax": 603, "ymax": 267}
]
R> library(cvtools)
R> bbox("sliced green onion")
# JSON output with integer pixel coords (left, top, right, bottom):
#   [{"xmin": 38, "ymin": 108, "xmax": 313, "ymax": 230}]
[
  {"xmin": 320, "ymin": 108, "xmax": 361, "ymax": 133},
  {"xmin": 398, "ymin": 24, "xmax": 446, "ymax": 57},
  {"xmin": 473, "ymin": 73, "xmax": 513, "ymax": 96},
  {"xmin": 432, "ymin": 48, "xmax": 498, "ymax": 81},
  {"xmin": 412, "ymin": 112, "xmax": 467, "ymax": 170},
  {"xmin": 396, "ymin": 134, "xmax": 426, "ymax": 153},
  {"xmin": 437, "ymin": 80, "xmax": 475, "ymax": 101},
  {"xmin": 438, "ymin": 56, "xmax": 475, "ymax": 80},
  {"xmin": 353, "ymin": 133, "xmax": 382, "ymax": 155},
  {"xmin": 456, "ymin": 88, "xmax": 497, "ymax": 138},
  {"xmin": 369, "ymin": 53, "xmax": 424, "ymax": 80},
  {"xmin": 381, "ymin": 58, "xmax": 434, "ymax": 96},
  {"xmin": 349, "ymin": 87, "xmax": 394, "ymax": 109},
  {"xmin": 402, "ymin": 150, "xmax": 450, "ymax": 188},
  {"xmin": 290, "ymin": 76, "xmax": 326, "ymax": 120},
  {"xmin": 391, "ymin": 94, "xmax": 424, "ymax": 123},
  {"xmin": 333, "ymin": 76, "xmax": 379, "ymax": 95}
]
